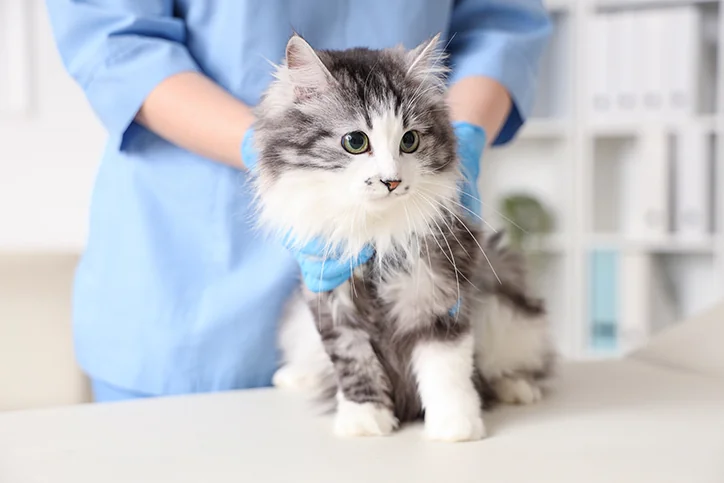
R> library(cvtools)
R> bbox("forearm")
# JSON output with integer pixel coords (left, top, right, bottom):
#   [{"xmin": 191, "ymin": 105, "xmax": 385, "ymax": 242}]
[
  {"xmin": 447, "ymin": 76, "xmax": 512, "ymax": 144},
  {"xmin": 135, "ymin": 71, "xmax": 255, "ymax": 169}
]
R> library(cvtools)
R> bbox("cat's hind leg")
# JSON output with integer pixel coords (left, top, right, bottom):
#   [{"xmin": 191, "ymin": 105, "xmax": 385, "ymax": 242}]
[{"xmin": 473, "ymin": 295, "xmax": 554, "ymax": 406}]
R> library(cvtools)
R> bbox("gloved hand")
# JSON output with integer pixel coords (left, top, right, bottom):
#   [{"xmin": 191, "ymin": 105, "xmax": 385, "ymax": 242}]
[
  {"xmin": 284, "ymin": 237, "xmax": 375, "ymax": 293},
  {"xmin": 452, "ymin": 121, "xmax": 486, "ymax": 222},
  {"xmin": 242, "ymin": 129, "xmax": 374, "ymax": 293}
]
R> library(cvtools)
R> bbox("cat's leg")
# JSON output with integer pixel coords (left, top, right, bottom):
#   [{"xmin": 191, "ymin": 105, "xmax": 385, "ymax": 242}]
[
  {"xmin": 308, "ymin": 284, "xmax": 399, "ymax": 437},
  {"xmin": 320, "ymin": 324, "xmax": 398, "ymax": 437},
  {"xmin": 472, "ymin": 295, "xmax": 553, "ymax": 405},
  {"xmin": 273, "ymin": 290, "xmax": 333, "ymax": 391},
  {"xmin": 412, "ymin": 331, "xmax": 486, "ymax": 442},
  {"xmin": 491, "ymin": 376, "xmax": 542, "ymax": 405}
]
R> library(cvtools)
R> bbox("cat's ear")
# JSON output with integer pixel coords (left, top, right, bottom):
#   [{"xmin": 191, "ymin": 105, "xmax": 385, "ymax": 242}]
[
  {"xmin": 406, "ymin": 33, "xmax": 448, "ymax": 86},
  {"xmin": 285, "ymin": 34, "xmax": 333, "ymax": 100}
]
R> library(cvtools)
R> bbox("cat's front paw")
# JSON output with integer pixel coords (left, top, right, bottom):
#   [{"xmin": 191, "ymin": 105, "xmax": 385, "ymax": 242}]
[
  {"xmin": 493, "ymin": 377, "xmax": 542, "ymax": 405},
  {"xmin": 334, "ymin": 398, "xmax": 398, "ymax": 438},
  {"xmin": 424, "ymin": 409, "xmax": 486, "ymax": 442}
]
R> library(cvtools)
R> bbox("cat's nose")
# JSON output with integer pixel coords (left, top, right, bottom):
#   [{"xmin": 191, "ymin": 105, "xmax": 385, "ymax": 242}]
[{"xmin": 380, "ymin": 179, "xmax": 402, "ymax": 192}]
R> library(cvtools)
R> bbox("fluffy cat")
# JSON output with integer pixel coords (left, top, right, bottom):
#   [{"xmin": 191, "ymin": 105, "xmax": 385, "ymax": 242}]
[{"xmin": 251, "ymin": 34, "xmax": 554, "ymax": 442}]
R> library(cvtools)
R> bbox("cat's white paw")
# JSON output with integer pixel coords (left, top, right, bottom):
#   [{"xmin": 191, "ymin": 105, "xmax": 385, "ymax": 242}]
[
  {"xmin": 424, "ymin": 409, "xmax": 486, "ymax": 442},
  {"xmin": 494, "ymin": 377, "xmax": 542, "ymax": 405},
  {"xmin": 334, "ymin": 399, "xmax": 398, "ymax": 438},
  {"xmin": 272, "ymin": 365, "xmax": 320, "ymax": 391}
]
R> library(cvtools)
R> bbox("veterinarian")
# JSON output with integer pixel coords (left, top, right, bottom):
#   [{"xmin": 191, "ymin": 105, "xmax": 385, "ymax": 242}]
[{"xmin": 46, "ymin": 0, "xmax": 552, "ymax": 402}]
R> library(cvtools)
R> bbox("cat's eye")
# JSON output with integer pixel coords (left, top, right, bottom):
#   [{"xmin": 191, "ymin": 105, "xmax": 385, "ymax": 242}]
[
  {"xmin": 400, "ymin": 130, "xmax": 420, "ymax": 154},
  {"xmin": 341, "ymin": 131, "xmax": 369, "ymax": 154}
]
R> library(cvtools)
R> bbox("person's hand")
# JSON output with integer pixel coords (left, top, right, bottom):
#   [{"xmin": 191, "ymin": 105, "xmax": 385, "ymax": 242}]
[
  {"xmin": 241, "ymin": 127, "xmax": 260, "ymax": 171},
  {"xmin": 283, "ymin": 237, "xmax": 374, "ymax": 293},
  {"xmin": 452, "ymin": 121, "xmax": 486, "ymax": 222},
  {"xmin": 242, "ymin": 129, "xmax": 374, "ymax": 293}
]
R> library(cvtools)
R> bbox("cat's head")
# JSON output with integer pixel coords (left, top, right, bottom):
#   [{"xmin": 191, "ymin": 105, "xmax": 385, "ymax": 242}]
[{"xmin": 252, "ymin": 34, "xmax": 461, "ymax": 257}]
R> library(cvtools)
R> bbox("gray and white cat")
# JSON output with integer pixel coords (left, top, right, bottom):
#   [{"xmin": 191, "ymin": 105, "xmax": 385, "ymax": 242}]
[{"xmin": 251, "ymin": 34, "xmax": 554, "ymax": 442}]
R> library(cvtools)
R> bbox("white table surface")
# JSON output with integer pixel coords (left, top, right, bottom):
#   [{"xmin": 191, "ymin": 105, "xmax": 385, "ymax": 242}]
[{"xmin": 2, "ymin": 361, "xmax": 724, "ymax": 483}]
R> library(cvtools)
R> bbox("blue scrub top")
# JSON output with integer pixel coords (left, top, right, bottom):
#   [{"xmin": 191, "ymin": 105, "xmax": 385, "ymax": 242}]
[{"xmin": 46, "ymin": 0, "xmax": 551, "ymax": 395}]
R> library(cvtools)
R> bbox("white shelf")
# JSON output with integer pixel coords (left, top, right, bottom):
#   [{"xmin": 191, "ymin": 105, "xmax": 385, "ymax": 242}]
[
  {"xmin": 545, "ymin": 0, "xmax": 576, "ymax": 12},
  {"xmin": 586, "ymin": 234, "xmax": 718, "ymax": 253},
  {"xmin": 594, "ymin": 0, "xmax": 720, "ymax": 12},
  {"xmin": 518, "ymin": 119, "xmax": 570, "ymax": 140},
  {"xmin": 588, "ymin": 115, "xmax": 720, "ymax": 137},
  {"xmin": 522, "ymin": 234, "xmax": 568, "ymax": 253}
]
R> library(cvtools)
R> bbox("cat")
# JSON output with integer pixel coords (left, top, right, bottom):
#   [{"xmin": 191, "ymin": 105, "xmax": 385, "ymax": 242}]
[{"xmin": 250, "ymin": 33, "xmax": 554, "ymax": 442}]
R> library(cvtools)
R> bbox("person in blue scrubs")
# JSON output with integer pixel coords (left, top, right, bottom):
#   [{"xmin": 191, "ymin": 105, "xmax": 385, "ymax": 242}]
[{"xmin": 45, "ymin": 0, "xmax": 551, "ymax": 402}]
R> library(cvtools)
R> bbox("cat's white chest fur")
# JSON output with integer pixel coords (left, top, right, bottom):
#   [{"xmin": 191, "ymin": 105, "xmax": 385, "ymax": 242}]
[{"xmin": 377, "ymin": 256, "xmax": 459, "ymax": 334}]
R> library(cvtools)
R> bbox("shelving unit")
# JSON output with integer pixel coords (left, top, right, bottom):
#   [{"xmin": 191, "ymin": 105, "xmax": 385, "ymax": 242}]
[{"xmin": 483, "ymin": 0, "xmax": 724, "ymax": 360}]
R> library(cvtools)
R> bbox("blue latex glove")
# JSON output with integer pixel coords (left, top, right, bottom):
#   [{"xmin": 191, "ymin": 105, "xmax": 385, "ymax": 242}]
[
  {"xmin": 452, "ymin": 121, "xmax": 486, "ymax": 222},
  {"xmin": 287, "ymin": 238, "xmax": 375, "ymax": 293},
  {"xmin": 448, "ymin": 123, "xmax": 487, "ymax": 316},
  {"xmin": 242, "ymin": 129, "xmax": 374, "ymax": 293}
]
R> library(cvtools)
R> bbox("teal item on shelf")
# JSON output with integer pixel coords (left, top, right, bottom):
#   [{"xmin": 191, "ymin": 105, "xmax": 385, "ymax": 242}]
[{"xmin": 589, "ymin": 250, "xmax": 619, "ymax": 352}]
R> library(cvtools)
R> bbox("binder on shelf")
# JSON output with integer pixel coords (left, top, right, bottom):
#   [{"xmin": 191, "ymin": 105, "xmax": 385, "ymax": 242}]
[
  {"xmin": 648, "ymin": 259, "xmax": 678, "ymax": 335},
  {"xmin": 622, "ymin": 128, "xmax": 670, "ymax": 239},
  {"xmin": 609, "ymin": 12, "xmax": 637, "ymax": 117},
  {"xmin": 589, "ymin": 14, "xmax": 612, "ymax": 118},
  {"xmin": 636, "ymin": 9, "xmax": 666, "ymax": 117},
  {"xmin": 663, "ymin": 6, "xmax": 703, "ymax": 117},
  {"xmin": 674, "ymin": 127, "xmax": 713, "ymax": 239},
  {"xmin": 618, "ymin": 252, "xmax": 677, "ymax": 353},
  {"xmin": 618, "ymin": 253, "xmax": 651, "ymax": 353},
  {"xmin": 589, "ymin": 250, "xmax": 618, "ymax": 353}
]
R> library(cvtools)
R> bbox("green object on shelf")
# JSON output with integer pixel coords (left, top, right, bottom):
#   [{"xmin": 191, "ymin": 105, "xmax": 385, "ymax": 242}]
[{"xmin": 498, "ymin": 193, "xmax": 554, "ymax": 248}]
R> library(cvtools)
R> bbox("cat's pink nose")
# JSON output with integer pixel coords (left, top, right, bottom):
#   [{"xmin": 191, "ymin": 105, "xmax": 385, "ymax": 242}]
[{"xmin": 381, "ymin": 179, "xmax": 401, "ymax": 192}]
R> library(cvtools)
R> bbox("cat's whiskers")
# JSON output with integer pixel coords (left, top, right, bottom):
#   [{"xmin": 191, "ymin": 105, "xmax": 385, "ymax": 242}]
[
  {"xmin": 417, "ymin": 188, "xmax": 502, "ymax": 286},
  {"xmin": 408, "ymin": 197, "xmax": 460, "ymax": 312},
  {"xmin": 417, "ymin": 181, "xmax": 499, "ymax": 233},
  {"xmin": 413, "ymin": 194, "xmax": 469, "ymax": 322},
  {"xmin": 402, "ymin": 203, "xmax": 424, "ymax": 301},
  {"xmin": 415, "ymin": 204, "xmax": 438, "ymax": 300},
  {"xmin": 416, "ymin": 192, "xmax": 471, "ymax": 259},
  {"xmin": 348, "ymin": 204, "xmax": 363, "ymax": 299},
  {"xmin": 350, "ymin": 201, "xmax": 367, "ymax": 297},
  {"xmin": 411, "ymin": 196, "xmax": 480, "ymax": 292},
  {"xmin": 416, "ymin": 201, "xmax": 461, "ymax": 330},
  {"xmin": 419, "ymin": 178, "xmax": 529, "ymax": 235}
]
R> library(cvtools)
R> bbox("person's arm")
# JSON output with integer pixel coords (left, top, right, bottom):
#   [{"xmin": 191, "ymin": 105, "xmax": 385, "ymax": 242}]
[
  {"xmin": 446, "ymin": 0, "xmax": 552, "ymax": 145},
  {"xmin": 135, "ymin": 72, "xmax": 254, "ymax": 168},
  {"xmin": 46, "ymin": 0, "xmax": 253, "ymax": 169},
  {"xmin": 448, "ymin": 77, "xmax": 511, "ymax": 146}
]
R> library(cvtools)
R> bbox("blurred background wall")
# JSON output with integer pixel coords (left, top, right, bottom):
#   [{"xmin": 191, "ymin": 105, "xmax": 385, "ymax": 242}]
[{"xmin": 0, "ymin": 0, "xmax": 722, "ymax": 410}]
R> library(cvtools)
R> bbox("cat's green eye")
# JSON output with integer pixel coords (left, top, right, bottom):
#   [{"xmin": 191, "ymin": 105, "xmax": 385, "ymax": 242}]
[
  {"xmin": 400, "ymin": 130, "xmax": 420, "ymax": 153},
  {"xmin": 341, "ymin": 131, "xmax": 370, "ymax": 154}
]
